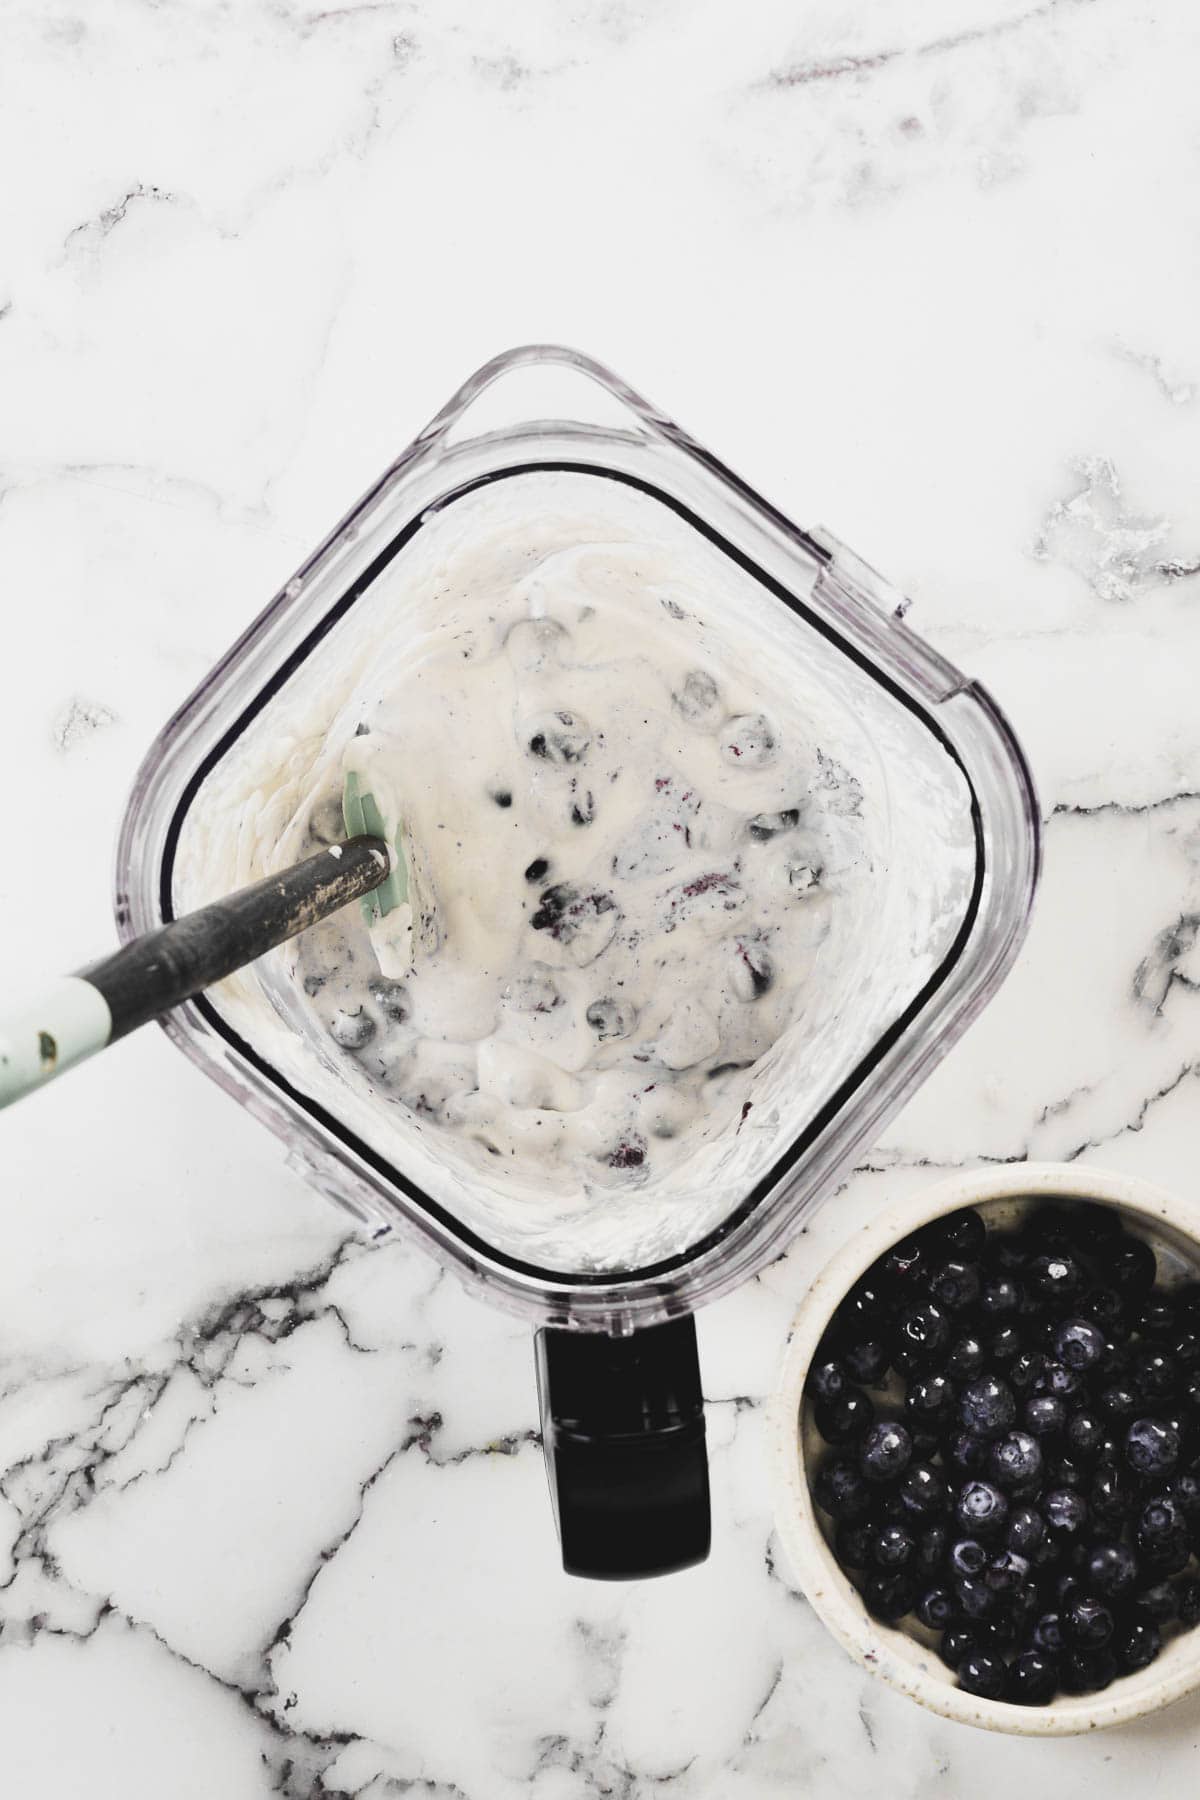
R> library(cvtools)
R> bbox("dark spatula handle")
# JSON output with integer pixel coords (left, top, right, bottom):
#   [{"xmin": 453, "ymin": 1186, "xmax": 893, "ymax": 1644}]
[{"xmin": 0, "ymin": 835, "xmax": 389, "ymax": 1108}]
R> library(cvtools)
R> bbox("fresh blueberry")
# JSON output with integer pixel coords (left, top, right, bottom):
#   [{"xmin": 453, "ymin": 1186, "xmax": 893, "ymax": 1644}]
[
  {"xmin": 842, "ymin": 1278, "xmax": 891, "ymax": 1334},
  {"xmin": 947, "ymin": 1333, "xmax": 987, "ymax": 1382},
  {"xmin": 862, "ymin": 1569, "xmax": 917, "ymax": 1622},
  {"xmin": 1009, "ymin": 1350, "xmax": 1048, "ymax": 1395},
  {"xmin": 1007, "ymin": 1649, "xmax": 1059, "ymax": 1706},
  {"xmin": 1090, "ymin": 1463, "xmax": 1133, "ymax": 1530},
  {"xmin": 1024, "ymin": 1206, "xmax": 1081, "ymax": 1251},
  {"xmin": 877, "ymin": 1237, "xmax": 925, "ymax": 1288},
  {"xmin": 1106, "ymin": 1235, "xmax": 1156, "ymax": 1296},
  {"xmin": 1096, "ymin": 1338, "xmax": 1132, "ymax": 1381},
  {"xmin": 957, "ymin": 1650, "xmax": 1006, "ymax": 1700},
  {"xmin": 814, "ymin": 1387, "xmax": 876, "ymax": 1445},
  {"xmin": 859, "ymin": 1421, "xmax": 913, "ymax": 1483},
  {"xmin": 906, "ymin": 1373, "xmax": 955, "ymax": 1432},
  {"xmin": 1125, "ymin": 1416, "xmax": 1181, "ymax": 1478},
  {"xmin": 1169, "ymin": 1469, "xmax": 1200, "ymax": 1518},
  {"xmin": 1032, "ymin": 1610, "xmax": 1067, "ymax": 1654},
  {"xmin": 985, "ymin": 1609, "xmax": 1020, "ymax": 1649},
  {"xmin": 1007, "ymin": 1504, "xmax": 1048, "ymax": 1557},
  {"xmin": 1053, "ymin": 1317, "xmax": 1107, "ymax": 1371},
  {"xmin": 979, "ymin": 1274, "xmax": 1020, "ymax": 1320},
  {"xmin": 895, "ymin": 1464, "xmax": 950, "ymax": 1522},
  {"xmin": 985, "ymin": 1549, "xmax": 1030, "ymax": 1594},
  {"xmin": 842, "ymin": 1339, "xmax": 890, "ymax": 1385},
  {"xmin": 928, "ymin": 1260, "xmax": 982, "ymax": 1312},
  {"xmin": 807, "ymin": 1358, "xmax": 848, "ymax": 1405},
  {"xmin": 892, "ymin": 1300, "xmax": 949, "ymax": 1369},
  {"xmin": 1024, "ymin": 1396, "xmax": 1066, "ymax": 1439},
  {"xmin": 960, "ymin": 1376, "xmax": 1016, "ymax": 1440},
  {"xmin": 989, "ymin": 1324, "xmax": 1024, "ymax": 1368},
  {"xmin": 1130, "ymin": 1346, "xmax": 1178, "ymax": 1400},
  {"xmin": 1060, "ymin": 1647, "xmax": 1118, "ymax": 1694},
  {"xmin": 1066, "ymin": 1595, "xmax": 1115, "ymax": 1648},
  {"xmin": 1042, "ymin": 1488, "xmax": 1089, "ymax": 1542},
  {"xmin": 835, "ymin": 1521, "xmax": 873, "ymax": 1570},
  {"xmin": 1136, "ymin": 1494, "xmax": 1191, "ymax": 1572},
  {"xmin": 1134, "ymin": 1295, "xmax": 1178, "ymax": 1340},
  {"xmin": 524, "ymin": 856, "xmax": 550, "ymax": 884},
  {"xmin": 950, "ymin": 1538, "xmax": 989, "ymax": 1578},
  {"xmin": 870, "ymin": 1521, "xmax": 916, "ymax": 1569},
  {"xmin": 949, "ymin": 1432, "xmax": 993, "ymax": 1476},
  {"xmin": 328, "ymin": 1007, "xmax": 377, "ymax": 1050},
  {"xmin": 1098, "ymin": 1381, "xmax": 1139, "ymax": 1422},
  {"xmin": 1080, "ymin": 1285, "xmax": 1127, "ymax": 1334},
  {"xmin": 1036, "ymin": 1360, "xmax": 1083, "ymax": 1402},
  {"xmin": 916, "ymin": 1584, "xmax": 958, "ymax": 1630},
  {"xmin": 989, "ymin": 1430, "xmax": 1044, "ymax": 1490},
  {"xmin": 1175, "ymin": 1576, "xmax": 1200, "ymax": 1627},
  {"xmin": 990, "ymin": 1234, "xmax": 1028, "ymax": 1273},
  {"xmin": 940, "ymin": 1625, "xmax": 981, "ymax": 1671},
  {"xmin": 1085, "ymin": 1543, "xmax": 1139, "ymax": 1599},
  {"xmin": 1114, "ymin": 1619, "xmax": 1162, "ymax": 1674},
  {"xmin": 1011, "ymin": 1578, "xmax": 1041, "ymax": 1629},
  {"xmin": 1133, "ymin": 1581, "xmax": 1179, "ymax": 1623},
  {"xmin": 1172, "ymin": 1329, "xmax": 1200, "ymax": 1371},
  {"xmin": 917, "ymin": 1522, "xmax": 949, "ymax": 1574},
  {"xmin": 948, "ymin": 1431, "xmax": 991, "ymax": 1475},
  {"xmin": 1064, "ymin": 1409, "xmax": 1105, "ymax": 1462},
  {"xmin": 957, "ymin": 1481, "xmax": 1009, "ymax": 1536},
  {"xmin": 1028, "ymin": 1251, "xmax": 1085, "ymax": 1307},
  {"xmin": 814, "ymin": 1454, "xmax": 872, "ymax": 1520},
  {"xmin": 1044, "ymin": 1455, "xmax": 1086, "ymax": 1493},
  {"xmin": 955, "ymin": 1574, "xmax": 997, "ymax": 1621},
  {"xmin": 921, "ymin": 1210, "xmax": 987, "ymax": 1261}
]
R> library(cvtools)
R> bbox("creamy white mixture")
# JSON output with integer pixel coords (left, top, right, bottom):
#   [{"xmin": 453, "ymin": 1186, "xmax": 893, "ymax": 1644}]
[
  {"xmin": 176, "ymin": 474, "xmax": 975, "ymax": 1272},
  {"xmin": 293, "ymin": 557, "xmax": 838, "ymax": 1192}
]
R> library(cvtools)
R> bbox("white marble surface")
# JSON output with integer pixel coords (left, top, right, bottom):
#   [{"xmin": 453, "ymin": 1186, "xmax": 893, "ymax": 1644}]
[{"xmin": 3, "ymin": 0, "xmax": 1200, "ymax": 1792}]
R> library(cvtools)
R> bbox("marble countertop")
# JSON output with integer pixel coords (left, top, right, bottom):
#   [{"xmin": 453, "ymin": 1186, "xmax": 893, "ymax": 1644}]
[{"xmin": 3, "ymin": 0, "xmax": 1200, "ymax": 1793}]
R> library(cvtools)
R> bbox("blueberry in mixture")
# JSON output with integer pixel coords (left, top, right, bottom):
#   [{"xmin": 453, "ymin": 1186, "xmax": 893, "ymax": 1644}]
[
  {"xmin": 328, "ymin": 1007, "xmax": 377, "ymax": 1050},
  {"xmin": 805, "ymin": 1201, "xmax": 1200, "ymax": 1706}
]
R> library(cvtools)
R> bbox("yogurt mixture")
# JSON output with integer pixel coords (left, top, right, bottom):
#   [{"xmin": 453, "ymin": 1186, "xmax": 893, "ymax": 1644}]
[
  {"xmin": 176, "ymin": 474, "xmax": 974, "ymax": 1271},
  {"xmin": 294, "ymin": 571, "xmax": 837, "ymax": 1193}
]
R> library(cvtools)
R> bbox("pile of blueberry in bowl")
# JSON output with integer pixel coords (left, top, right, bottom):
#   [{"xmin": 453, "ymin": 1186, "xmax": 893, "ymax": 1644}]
[{"xmin": 805, "ymin": 1197, "xmax": 1200, "ymax": 1711}]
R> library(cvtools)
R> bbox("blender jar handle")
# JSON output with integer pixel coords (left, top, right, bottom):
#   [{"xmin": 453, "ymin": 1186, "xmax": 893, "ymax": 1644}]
[{"xmin": 534, "ymin": 1315, "xmax": 710, "ymax": 1579}]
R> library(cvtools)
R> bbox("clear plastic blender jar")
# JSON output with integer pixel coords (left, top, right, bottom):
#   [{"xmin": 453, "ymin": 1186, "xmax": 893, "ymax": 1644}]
[{"xmin": 117, "ymin": 348, "xmax": 1040, "ymax": 1578}]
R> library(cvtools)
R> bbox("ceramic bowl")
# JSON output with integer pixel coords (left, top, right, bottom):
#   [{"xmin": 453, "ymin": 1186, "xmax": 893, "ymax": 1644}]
[{"xmin": 768, "ymin": 1162, "xmax": 1200, "ymax": 1735}]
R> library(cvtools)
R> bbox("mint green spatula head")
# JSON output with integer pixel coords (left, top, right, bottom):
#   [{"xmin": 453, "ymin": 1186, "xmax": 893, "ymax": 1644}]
[{"xmin": 342, "ymin": 771, "xmax": 408, "ymax": 924}]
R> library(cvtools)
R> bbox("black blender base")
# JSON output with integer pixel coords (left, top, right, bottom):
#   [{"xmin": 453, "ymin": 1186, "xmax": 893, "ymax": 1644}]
[{"xmin": 535, "ymin": 1314, "xmax": 711, "ymax": 1580}]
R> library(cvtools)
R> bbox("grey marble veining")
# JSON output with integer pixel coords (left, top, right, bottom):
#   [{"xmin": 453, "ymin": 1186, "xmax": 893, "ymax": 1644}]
[{"xmin": 3, "ymin": 0, "xmax": 1200, "ymax": 1793}]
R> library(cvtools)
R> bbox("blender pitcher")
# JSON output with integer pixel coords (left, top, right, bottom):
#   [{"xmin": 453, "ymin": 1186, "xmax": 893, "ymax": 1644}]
[{"xmin": 116, "ymin": 347, "xmax": 1040, "ymax": 1579}]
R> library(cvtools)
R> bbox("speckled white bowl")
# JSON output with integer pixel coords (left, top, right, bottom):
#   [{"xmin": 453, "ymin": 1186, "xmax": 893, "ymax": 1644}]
[{"xmin": 769, "ymin": 1163, "xmax": 1200, "ymax": 1735}]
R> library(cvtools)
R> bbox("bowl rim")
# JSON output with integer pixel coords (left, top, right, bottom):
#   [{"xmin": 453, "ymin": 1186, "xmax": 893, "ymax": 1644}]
[{"xmin": 768, "ymin": 1160, "xmax": 1200, "ymax": 1736}]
